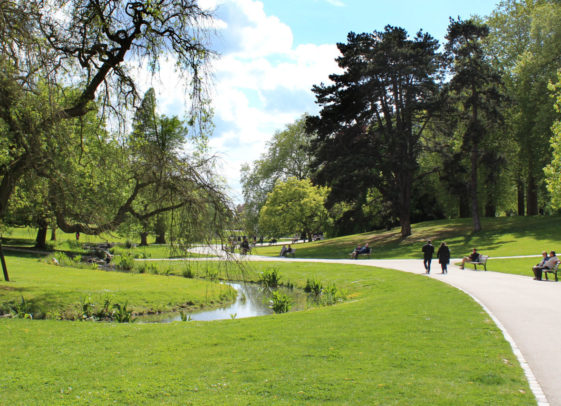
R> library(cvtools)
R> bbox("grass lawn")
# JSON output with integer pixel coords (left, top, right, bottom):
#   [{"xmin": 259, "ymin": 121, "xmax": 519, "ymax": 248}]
[
  {"xmin": 0, "ymin": 259, "xmax": 535, "ymax": 404},
  {"xmin": 0, "ymin": 254, "xmax": 236, "ymax": 318},
  {"xmin": 253, "ymin": 216, "xmax": 561, "ymax": 260}
]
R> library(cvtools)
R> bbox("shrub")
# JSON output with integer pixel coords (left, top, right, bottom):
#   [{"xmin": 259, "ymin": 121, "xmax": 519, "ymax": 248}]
[
  {"xmin": 270, "ymin": 291, "xmax": 291, "ymax": 313},
  {"xmin": 304, "ymin": 278, "xmax": 323, "ymax": 296},
  {"xmin": 115, "ymin": 253, "xmax": 135, "ymax": 271},
  {"xmin": 112, "ymin": 302, "xmax": 135, "ymax": 323},
  {"xmin": 182, "ymin": 265, "xmax": 195, "ymax": 278},
  {"xmin": 259, "ymin": 267, "xmax": 281, "ymax": 288},
  {"xmin": 10, "ymin": 296, "xmax": 34, "ymax": 319}
]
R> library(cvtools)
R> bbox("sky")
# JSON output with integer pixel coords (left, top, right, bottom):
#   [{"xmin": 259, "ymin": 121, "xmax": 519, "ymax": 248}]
[{"xmin": 150, "ymin": 0, "xmax": 500, "ymax": 203}]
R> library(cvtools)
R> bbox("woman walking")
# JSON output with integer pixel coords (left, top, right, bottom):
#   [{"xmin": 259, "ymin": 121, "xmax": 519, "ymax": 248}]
[{"xmin": 437, "ymin": 242, "xmax": 450, "ymax": 274}]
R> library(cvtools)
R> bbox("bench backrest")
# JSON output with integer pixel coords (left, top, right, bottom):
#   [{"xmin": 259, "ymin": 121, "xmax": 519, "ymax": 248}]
[{"xmin": 478, "ymin": 255, "xmax": 488, "ymax": 263}]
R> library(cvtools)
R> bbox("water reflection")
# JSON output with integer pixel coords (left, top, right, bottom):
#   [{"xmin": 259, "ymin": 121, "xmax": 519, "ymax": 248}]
[{"xmin": 149, "ymin": 282, "xmax": 305, "ymax": 323}]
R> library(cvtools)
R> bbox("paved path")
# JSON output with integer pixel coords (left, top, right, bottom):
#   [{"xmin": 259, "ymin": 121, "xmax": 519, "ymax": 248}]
[{"xmin": 155, "ymin": 248, "xmax": 559, "ymax": 405}]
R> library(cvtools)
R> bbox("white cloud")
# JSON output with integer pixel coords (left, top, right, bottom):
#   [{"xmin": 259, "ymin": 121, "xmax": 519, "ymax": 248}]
[
  {"xmin": 132, "ymin": 0, "xmax": 342, "ymax": 203},
  {"xmin": 325, "ymin": 0, "xmax": 346, "ymax": 7}
]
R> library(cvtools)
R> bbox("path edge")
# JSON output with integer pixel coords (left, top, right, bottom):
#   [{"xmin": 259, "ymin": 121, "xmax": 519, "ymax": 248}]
[{"xmin": 454, "ymin": 285, "xmax": 548, "ymax": 406}]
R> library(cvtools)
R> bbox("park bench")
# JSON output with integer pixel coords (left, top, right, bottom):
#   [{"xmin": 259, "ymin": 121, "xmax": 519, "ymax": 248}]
[
  {"xmin": 543, "ymin": 261, "xmax": 560, "ymax": 281},
  {"xmin": 350, "ymin": 247, "xmax": 372, "ymax": 259},
  {"xmin": 468, "ymin": 255, "xmax": 488, "ymax": 271},
  {"xmin": 285, "ymin": 249, "xmax": 296, "ymax": 258}
]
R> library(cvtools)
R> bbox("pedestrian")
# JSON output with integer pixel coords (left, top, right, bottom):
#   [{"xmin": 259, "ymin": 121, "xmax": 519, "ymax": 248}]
[
  {"xmin": 437, "ymin": 242, "xmax": 450, "ymax": 274},
  {"xmin": 422, "ymin": 240, "xmax": 435, "ymax": 274}
]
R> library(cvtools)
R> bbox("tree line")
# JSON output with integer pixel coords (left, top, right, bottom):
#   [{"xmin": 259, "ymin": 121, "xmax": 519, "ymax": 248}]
[{"xmin": 242, "ymin": 0, "xmax": 561, "ymax": 239}]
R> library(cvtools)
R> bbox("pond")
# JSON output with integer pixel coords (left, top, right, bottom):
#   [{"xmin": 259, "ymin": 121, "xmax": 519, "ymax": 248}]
[{"xmin": 140, "ymin": 282, "xmax": 308, "ymax": 323}]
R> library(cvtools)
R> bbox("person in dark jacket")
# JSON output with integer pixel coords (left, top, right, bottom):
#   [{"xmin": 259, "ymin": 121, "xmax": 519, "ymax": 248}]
[
  {"xmin": 422, "ymin": 240, "xmax": 435, "ymax": 274},
  {"xmin": 437, "ymin": 242, "xmax": 451, "ymax": 274}
]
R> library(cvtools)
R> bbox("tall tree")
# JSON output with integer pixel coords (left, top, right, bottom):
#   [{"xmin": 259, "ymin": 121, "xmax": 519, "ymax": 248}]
[
  {"xmin": 241, "ymin": 116, "xmax": 312, "ymax": 235},
  {"xmin": 307, "ymin": 26, "xmax": 442, "ymax": 238},
  {"xmin": 0, "ymin": 0, "xmax": 215, "ymax": 231},
  {"xmin": 486, "ymin": 0, "xmax": 561, "ymax": 214},
  {"xmin": 445, "ymin": 19, "xmax": 504, "ymax": 232},
  {"xmin": 128, "ymin": 89, "xmax": 187, "ymax": 245},
  {"xmin": 545, "ymin": 69, "xmax": 561, "ymax": 207}
]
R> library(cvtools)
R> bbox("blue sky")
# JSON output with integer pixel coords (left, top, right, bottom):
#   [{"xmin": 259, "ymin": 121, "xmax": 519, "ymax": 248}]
[{"xmin": 152, "ymin": 0, "xmax": 500, "ymax": 203}]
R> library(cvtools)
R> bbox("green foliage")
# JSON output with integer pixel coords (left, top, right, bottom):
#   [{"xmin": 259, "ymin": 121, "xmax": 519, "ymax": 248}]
[
  {"xmin": 269, "ymin": 291, "xmax": 291, "ymax": 313},
  {"xmin": 259, "ymin": 177, "xmax": 330, "ymax": 239},
  {"xmin": 112, "ymin": 302, "xmax": 135, "ymax": 323},
  {"xmin": 545, "ymin": 69, "xmax": 561, "ymax": 208},
  {"xmin": 10, "ymin": 296, "xmax": 34, "ymax": 319},
  {"xmin": 182, "ymin": 264, "xmax": 195, "ymax": 278},
  {"xmin": 241, "ymin": 116, "xmax": 313, "ymax": 234},
  {"xmin": 304, "ymin": 277, "xmax": 322, "ymax": 296},
  {"xmin": 115, "ymin": 253, "xmax": 135, "ymax": 271},
  {"xmin": 258, "ymin": 267, "xmax": 281, "ymax": 288}
]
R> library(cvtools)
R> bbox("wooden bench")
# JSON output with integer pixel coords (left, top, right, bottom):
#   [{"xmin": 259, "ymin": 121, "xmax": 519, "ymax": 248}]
[
  {"xmin": 469, "ymin": 255, "xmax": 488, "ymax": 271},
  {"xmin": 285, "ymin": 250, "xmax": 296, "ymax": 258},
  {"xmin": 543, "ymin": 262, "xmax": 560, "ymax": 281},
  {"xmin": 350, "ymin": 248, "xmax": 372, "ymax": 259}
]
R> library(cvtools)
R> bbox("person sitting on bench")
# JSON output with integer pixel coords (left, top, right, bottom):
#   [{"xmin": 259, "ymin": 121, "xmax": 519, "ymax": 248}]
[
  {"xmin": 460, "ymin": 248, "xmax": 480, "ymax": 269},
  {"xmin": 534, "ymin": 251, "xmax": 559, "ymax": 280}
]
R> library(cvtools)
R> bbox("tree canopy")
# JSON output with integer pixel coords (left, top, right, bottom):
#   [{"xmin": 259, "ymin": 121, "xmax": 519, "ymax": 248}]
[{"xmin": 307, "ymin": 26, "xmax": 443, "ymax": 237}]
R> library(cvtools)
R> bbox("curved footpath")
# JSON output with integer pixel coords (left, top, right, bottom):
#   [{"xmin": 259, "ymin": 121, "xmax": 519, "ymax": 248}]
[
  {"xmin": 174, "ymin": 248, "xmax": 557, "ymax": 405},
  {"xmin": 248, "ymin": 255, "xmax": 554, "ymax": 406}
]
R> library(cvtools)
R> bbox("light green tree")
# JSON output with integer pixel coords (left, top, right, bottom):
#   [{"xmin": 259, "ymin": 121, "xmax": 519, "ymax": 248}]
[
  {"xmin": 258, "ymin": 178, "xmax": 330, "ymax": 241},
  {"xmin": 487, "ymin": 0, "xmax": 561, "ymax": 214},
  {"xmin": 545, "ymin": 70, "xmax": 561, "ymax": 208},
  {"xmin": 241, "ymin": 116, "xmax": 312, "ymax": 235}
]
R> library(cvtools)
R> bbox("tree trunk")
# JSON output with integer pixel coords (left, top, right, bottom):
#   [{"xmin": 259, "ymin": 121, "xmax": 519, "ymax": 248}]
[
  {"xmin": 527, "ymin": 173, "xmax": 538, "ymax": 216},
  {"xmin": 459, "ymin": 195, "xmax": 470, "ymax": 218},
  {"xmin": 50, "ymin": 226, "xmax": 56, "ymax": 241},
  {"xmin": 139, "ymin": 232, "xmax": 148, "ymax": 246},
  {"xmin": 484, "ymin": 201, "xmax": 496, "ymax": 217},
  {"xmin": 470, "ymin": 145, "xmax": 481, "ymax": 232},
  {"xmin": 155, "ymin": 216, "xmax": 166, "ymax": 244},
  {"xmin": 0, "ymin": 240, "xmax": 9, "ymax": 282},
  {"xmin": 35, "ymin": 220, "xmax": 48, "ymax": 249},
  {"xmin": 517, "ymin": 180, "xmax": 525, "ymax": 216}
]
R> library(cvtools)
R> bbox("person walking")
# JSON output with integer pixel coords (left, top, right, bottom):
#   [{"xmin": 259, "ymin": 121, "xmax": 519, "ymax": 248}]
[
  {"xmin": 437, "ymin": 242, "xmax": 451, "ymax": 274},
  {"xmin": 422, "ymin": 240, "xmax": 435, "ymax": 274}
]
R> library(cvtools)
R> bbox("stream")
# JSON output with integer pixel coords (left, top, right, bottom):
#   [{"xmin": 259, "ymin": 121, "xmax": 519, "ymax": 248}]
[{"xmin": 139, "ymin": 282, "xmax": 307, "ymax": 323}]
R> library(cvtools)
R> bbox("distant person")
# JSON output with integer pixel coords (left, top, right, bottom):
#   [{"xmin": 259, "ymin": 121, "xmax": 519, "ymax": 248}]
[
  {"xmin": 279, "ymin": 245, "xmax": 287, "ymax": 257},
  {"xmin": 532, "ymin": 251, "xmax": 549, "ymax": 280},
  {"xmin": 286, "ymin": 244, "xmax": 293, "ymax": 256},
  {"xmin": 422, "ymin": 240, "xmax": 435, "ymax": 274},
  {"xmin": 534, "ymin": 251, "xmax": 559, "ymax": 281},
  {"xmin": 75, "ymin": 231, "xmax": 80, "ymax": 241},
  {"xmin": 240, "ymin": 237, "xmax": 250, "ymax": 255},
  {"xmin": 350, "ymin": 244, "xmax": 362, "ymax": 259},
  {"xmin": 460, "ymin": 248, "xmax": 480, "ymax": 269},
  {"xmin": 437, "ymin": 242, "xmax": 450, "ymax": 274}
]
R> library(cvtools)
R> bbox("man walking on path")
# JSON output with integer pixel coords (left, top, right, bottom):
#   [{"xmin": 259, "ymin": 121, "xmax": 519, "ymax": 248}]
[{"xmin": 422, "ymin": 240, "xmax": 435, "ymax": 274}]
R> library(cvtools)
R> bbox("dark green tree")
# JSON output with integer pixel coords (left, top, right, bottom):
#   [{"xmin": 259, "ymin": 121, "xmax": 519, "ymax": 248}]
[
  {"xmin": 445, "ymin": 18, "xmax": 505, "ymax": 232},
  {"xmin": 307, "ymin": 26, "xmax": 443, "ymax": 238}
]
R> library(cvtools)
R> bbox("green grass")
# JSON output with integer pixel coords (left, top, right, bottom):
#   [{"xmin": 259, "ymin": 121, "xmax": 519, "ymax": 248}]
[
  {"xmin": 0, "ymin": 259, "xmax": 535, "ymax": 404},
  {"xmin": 0, "ymin": 254, "xmax": 235, "ymax": 318},
  {"xmin": 253, "ymin": 216, "xmax": 561, "ymax": 260},
  {"xmin": 477, "ymin": 257, "xmax": 541, "ymax": 277}
]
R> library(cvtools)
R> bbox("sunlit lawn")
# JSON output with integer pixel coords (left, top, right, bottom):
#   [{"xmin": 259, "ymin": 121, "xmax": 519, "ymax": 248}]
[
  {"xmin": 0, "ymin": 259, "xmax": 535, "ymax": 405},
  {"xmin": 253, "ymin": 216, "xmax": 561, "ymax": 260}
]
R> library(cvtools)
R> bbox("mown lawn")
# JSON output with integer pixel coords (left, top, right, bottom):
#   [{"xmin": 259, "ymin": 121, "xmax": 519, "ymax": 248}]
[
  {"xmin": 0, "ymin": 254, "xmax": 235, "ymax": 318},
  {"xmin": 253, "ymin": 216, "xmax": 561, "ymax": 260},
  {"xmin": 0, "ymin": 259, "xmax": 535, "ymax": 405}
]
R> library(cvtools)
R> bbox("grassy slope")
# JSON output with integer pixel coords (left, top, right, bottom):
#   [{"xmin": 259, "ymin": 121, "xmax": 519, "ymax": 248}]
[
  {"xmin": 253, "ymin": 216, "xmax": 561, "ymax": 260},
  {"xmin": 0, "ymin": 261, "xmax": 534, "ymax": 405}
]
